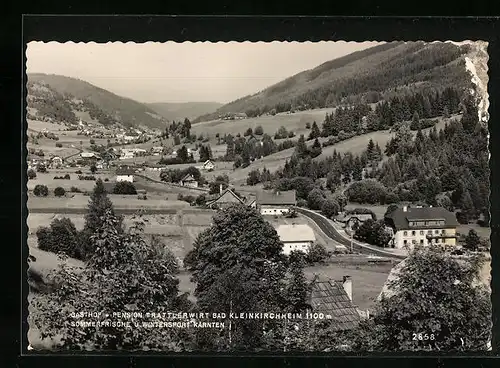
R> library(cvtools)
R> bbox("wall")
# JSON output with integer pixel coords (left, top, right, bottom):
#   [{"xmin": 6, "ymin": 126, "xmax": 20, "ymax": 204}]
[
  {"xmin": 116, "ymin": 175, "xmax": 133, "ymax": 182},
  {"xmin": 394, "ymin": 227, "xmax": 457, "ymax": 249},
  {"xmin": 260, "ymin": 206, "xmax": 291, "ymax": 216},
  {"xmin": 282, "ymin": 241, "xmax": 312, "ymax": 255}
]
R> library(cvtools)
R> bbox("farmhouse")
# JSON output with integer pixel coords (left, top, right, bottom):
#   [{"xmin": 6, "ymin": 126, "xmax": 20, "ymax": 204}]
[
  {"xmin": 179, "ymin": 174, "xmax": 198, "ymax": 188},
  {"xmin": 200, "ymin": 160, "xmax": 216, "ymax": 171},
  {"xmin": 384, "ymin": 206, "xmax": 459, "ymax": 249},
  {"xmin": 80, "ymin": 152, "xmax": 99, "ymax": 159},
  {"xmin": 308, "ymin": 276, "xmax": 363, "ymax": 331},
  {"xmin": 116, "ymin": 168, "xmax": 135, "ymax": 182},
  {"xmin": 275, "ymin": 224, "xmax": 316, "ymax": 255},
  {"xmin": 152, "ymin": 146, "xmax": 164, "ymax": 156},
  {"xmin": 205, "ymin": 188, "xmax": 246, "ymax": 209},
  {"xmin": 50, "ymin": 156, "xmax": 63, "ymax": 168},
  {"xmin": 256, "ymin": 190, "xmax": 297, "ymax": 216},
  {"xmin": 336, "ymin": 213, "xmax": 374, "ymax": 232}
]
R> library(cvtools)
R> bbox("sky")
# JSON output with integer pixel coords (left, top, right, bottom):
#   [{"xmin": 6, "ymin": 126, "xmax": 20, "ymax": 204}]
[{"xmin": 26, "ymin": 41, "xmax": 380, "ymax": 104}]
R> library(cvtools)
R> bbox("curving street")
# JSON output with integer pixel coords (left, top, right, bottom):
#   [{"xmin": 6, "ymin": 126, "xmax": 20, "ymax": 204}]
[{"xmin": 294, "ymin": 207, "xmax": 406, "ymax": 260}]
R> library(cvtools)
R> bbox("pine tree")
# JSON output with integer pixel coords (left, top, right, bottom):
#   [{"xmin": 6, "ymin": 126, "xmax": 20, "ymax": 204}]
[
  {"xmin": 309, "ymin": 138, "xmax": 322, "ymax": 158},
  {"xmin": 366, "ymin": 139, "xmax": 376, "ymax": 162},
  {"xmin": 308, "ymin": 121, "xmax": 321, "ymax": 140},
  {"xmin": 464, "ymin": 229, "xmax": 481, "ymax": 251},
  {"xmin": 294, "ymin": 135, "xmax": 308, "ymax": 159},
  {"xmin": 78, "ymin": 179, "xmax": 123, "ymax": 260}
]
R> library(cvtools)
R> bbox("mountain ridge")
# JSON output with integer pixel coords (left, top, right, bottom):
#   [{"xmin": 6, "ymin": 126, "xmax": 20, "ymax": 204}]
[{"xmin": 193, "ymin": 41, "xmax": 473, "ymax": 123}]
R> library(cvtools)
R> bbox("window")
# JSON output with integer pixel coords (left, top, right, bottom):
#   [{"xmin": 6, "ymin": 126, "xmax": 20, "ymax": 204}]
[
  {"xmin": 420, "ymin": 230, "xmax": 424, "ymax": 235},
  {"xmin": 441, "ymin": 229, "xmax": 445, "ymax": 234},
  {"xmin": 403, "ymin": 240, "xmax": 407, "ymax": 245},
  {"xmin": 427, "ymin": 230, "xmax": 432, "ymax": 235},
  {"xmin": 420, "ymin": 239, "xmax": 424, "ymax": 245},
  {"xmin": 411, "ymin": 231, "xmax": 416, "ymax": 236},
  {"xmin": 435, "ymin": 230, "xmax": 439, "ymax": 234},
  {"xmin": 412, "ymin": 240, "xmax": 416, "ymax": 244},
  {"xmin": 403, "ymin": 231, "xmax": 408, "ymax": 236}
]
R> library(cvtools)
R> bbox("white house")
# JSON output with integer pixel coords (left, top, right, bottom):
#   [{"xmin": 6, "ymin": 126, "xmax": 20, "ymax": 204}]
[
  {"xmin": 116, "ymin": 168, "xmax": 135, "ymax": 182},
  {"xmin": 256, "ymin": 190, "xmax": 297, "ymax": 216},
  {"xmin": 384, "ymin": 206, "xmax": 459, "ymax": 250},
  {"xmin": 201, "ymin": 159, "xmax": 216, "ymax": 171},
  {"xmin": 80, "ymin": 152, "xmax": 98, "ymax": 159},
  {"xmin": 50, "ymin": 156, "xmax": 63, "ymax": 168},
  {"xmin": 179, "ymin": 173, "xmax": 198, "ymax": 188},
  {"xmin": 275, "ymin": 224, "xmax": 316, "ymax": 255}
]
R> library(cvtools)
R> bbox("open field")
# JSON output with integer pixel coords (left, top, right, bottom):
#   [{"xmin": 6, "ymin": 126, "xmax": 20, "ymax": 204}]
[
  {"xmin": 190, "ymin": 108, "xmax": 338, "ymax": 140},
  {"xmin": 27, "ymin": 140, "xmax": 80, "ymax": 159},
  {"xmin": 27, "ymin": 172, "xmax": 114, "ymax": 191},
  {"xmin": 27, "ymin": 119, "xmax": 67, "ymax": 132},
  {"xmin": 457, "ymin": 224, "xmax": 491, "ymax": 239},
  {"xmin": 27, "ymin": 193, "xmax": 191, "ymax": 211}
]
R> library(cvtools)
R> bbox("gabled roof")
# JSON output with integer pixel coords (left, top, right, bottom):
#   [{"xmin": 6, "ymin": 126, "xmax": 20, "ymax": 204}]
[
  {"xmin": 385, "ymin": 206, "xmax": 459, "ymax": 231},
  {"xmin": 337, "ymin": 214, "xmax": 373, "ymax": 223},
  {"xmin": 256, "ymin": 190, "xmax": 296, "ymax": 206},
  {"xmin": 203, "ymin": 160, "xmax": 215, "ymax": 165},
  {"xmin": 181, "ymin": 174, "xmax": 197, "ymax": 182},
  {"xmin": 309, "ymin": 278, "xmax": 361, "ymax": 331},
  {"xmin": 275, "ymin": 224, "xmax": 315, "ymax": 243},
  {"xmin": 206, "ymin": 188, "xmax": 245, "ymax": 206}
]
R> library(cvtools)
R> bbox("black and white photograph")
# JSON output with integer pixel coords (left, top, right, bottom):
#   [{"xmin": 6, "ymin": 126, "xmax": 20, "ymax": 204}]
[{"xmin": 25, "ymin": 40, "xmax": 492, "ymax": 352}]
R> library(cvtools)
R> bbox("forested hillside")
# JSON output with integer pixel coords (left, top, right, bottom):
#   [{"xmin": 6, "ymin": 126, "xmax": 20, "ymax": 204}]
[
  {"xmin": 195, "ymin": 41, "xmax": 472, "ymax": 123},
  {"xmin": 27, "ymin": 74, "xmax": 165, "ymax": 128}
]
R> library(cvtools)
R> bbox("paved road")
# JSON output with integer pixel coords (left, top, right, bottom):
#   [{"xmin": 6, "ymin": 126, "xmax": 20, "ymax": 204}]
[{"xmin": 294, "ymin": 207, "xmax": 406, "ymax": 260}]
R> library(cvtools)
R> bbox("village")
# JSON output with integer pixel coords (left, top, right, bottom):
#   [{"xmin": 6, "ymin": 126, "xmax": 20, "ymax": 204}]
[{"xmin": 25, "ymin": 40, "xmax": 492, "ymax": 352}]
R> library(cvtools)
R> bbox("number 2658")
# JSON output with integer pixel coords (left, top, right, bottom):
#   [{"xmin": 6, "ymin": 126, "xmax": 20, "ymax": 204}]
[{"xmin": 412, "ymin": 333, "xmax": 435, "ymax": 341}]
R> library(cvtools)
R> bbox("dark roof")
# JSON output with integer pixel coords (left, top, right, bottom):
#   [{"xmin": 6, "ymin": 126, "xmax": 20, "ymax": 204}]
[
  {"xmin": 309, "ymin": 278, "xmax": 361, "ymax": 331},
  {"xmin": 116, "ymin": 168, "xmax": 135, "ymax": 175},
  {"xmin": 385, "ymin": 206, "xmax": 459, "ymax": 230},
  {"xmin": 256, "ymin": 190, "xmax": 296, "ymax": 206},
  {"xmin": 337, "ymin": 214, "xmax": 373, "ymax": 223},
  {"xmin": 206, "ymin": 189, "xmax": 245, "ymax": 206}
]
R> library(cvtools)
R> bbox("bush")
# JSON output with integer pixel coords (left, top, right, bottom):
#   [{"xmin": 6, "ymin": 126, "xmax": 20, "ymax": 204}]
[
  {"xmin": 296, "ymin": 198, "xmax": 308, "ymax": 207},
  {"xmin": 27, "ymin": 169, "xmax": 37, "ymax": 180},
  {"xmin": 54, "ymin": 187, "xmax": 66, "ymax": 197},
  {"xmin": 305, "ymin": 122, "xmax": 311, "ymax": 129},
  {"xmin": 36, "ymin": 165, "xmax": 47, "ymax": 173},
  {"xmin": 78, "ymin": 175, "xmax": 96, "ymax": 181},
  {"xmin": 76, "ymin": 170, "xmax": 83, "ymax": 174},
  {"xmin": 254, "ymin": 125, "xmax": 264, "ymax": 135},
  {"xmin": 104, "ymin": 178, "xmax": 109, "ymax": 182},
  {"xmin": 70, "ymin": 186, "xmax": 82, "ymax": 193},
  {"xmin": 113, "ymin": 181, "xmax": 137, "ymax": 195},
  {"xmin": 33, "ymin": 184, "xmax": 49, "ymax": 197},
  {"xmin": 306, "ymin": 243, "xmax": 331, "ymax": 264},
  {"xmin": 321, "ymin": 199, "xmax": 340, "ymax": 219},
  {"xmin": 37, "ymin": 217, "xmax": 80, "ymax": 259},
  {"xmin": 194, "ymin": 194, "xmax": 206, "ymax": 206},
  {"xmin": 177, "ymin": 193, "xmax": 195, "ymax": 204},
  {"xmin": 307, "ymin": 188, "xmax": 327, "ymax": 210},
  {"xmin": 55, "ymin": 142, "xmax": 63, "ymax": 148}
]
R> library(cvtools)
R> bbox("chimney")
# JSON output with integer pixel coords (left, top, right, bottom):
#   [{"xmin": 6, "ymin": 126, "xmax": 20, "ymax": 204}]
[
  {"xmin": 403, "ymin": 206, "xmax": 408, "ymax": 212},
  {"xmin": 342, "ymin": 275, "xmax": 353, "ymax": 302},
  {"xmin": 219, "ymin": 183, "xmax": 223, "ymax": 195}
]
